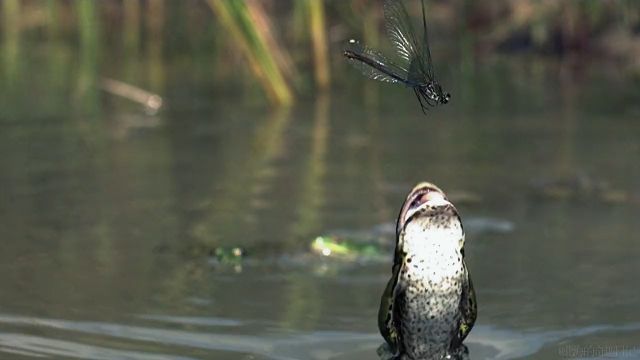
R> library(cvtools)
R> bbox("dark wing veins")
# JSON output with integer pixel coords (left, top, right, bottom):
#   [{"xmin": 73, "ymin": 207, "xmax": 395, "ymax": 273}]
[{"xmin": 383, "ymin": 0, "xmax": 435, "ymax": 84}]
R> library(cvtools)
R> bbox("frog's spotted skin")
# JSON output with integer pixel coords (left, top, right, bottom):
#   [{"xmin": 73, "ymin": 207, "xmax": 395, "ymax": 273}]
[
  {"xmin": 378, "ymin": 182, "xmax": 476, "ymax": 360},
  {"xmin": 397, "ymin": 208, "xmax": 464, "ymax": 359}
]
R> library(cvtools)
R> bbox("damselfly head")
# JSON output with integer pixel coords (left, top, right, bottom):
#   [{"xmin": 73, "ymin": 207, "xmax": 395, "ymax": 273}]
[{"xmin": 443, "ymin": 91, "xmax": 451, "ymax": 104}]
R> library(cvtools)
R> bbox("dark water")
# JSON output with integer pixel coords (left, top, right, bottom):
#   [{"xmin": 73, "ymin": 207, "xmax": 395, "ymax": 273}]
[{"xmin": 1, "ymin": 46, "xmax": 640, "ymax": 359}]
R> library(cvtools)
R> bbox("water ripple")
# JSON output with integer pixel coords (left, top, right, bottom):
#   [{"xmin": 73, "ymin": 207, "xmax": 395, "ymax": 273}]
[
  {"xmin": 0, "ymin": 333, "xmax": 197, "ymax": 360},
  {"xmin": 1, "ymin": 314, "xmax": 639, "ymax": 359}
]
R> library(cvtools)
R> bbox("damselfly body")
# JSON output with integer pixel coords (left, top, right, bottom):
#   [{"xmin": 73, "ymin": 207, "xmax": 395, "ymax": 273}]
[{"xmin": 344, "ymin": 0, "xmax": 450, "ymax": 114}]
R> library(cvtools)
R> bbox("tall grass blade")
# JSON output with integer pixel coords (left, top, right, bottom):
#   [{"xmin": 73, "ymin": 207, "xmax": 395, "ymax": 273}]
[
  {"xmin": 207, "ymin": 0, "xmax": 293, "ymax": 106},
  {"xmin": 309, "ymin": 0, "xmax": 330, "ymax": 90}
]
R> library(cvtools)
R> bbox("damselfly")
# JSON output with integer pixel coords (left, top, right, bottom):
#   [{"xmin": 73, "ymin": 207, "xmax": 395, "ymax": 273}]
[{"xmin": 344, "ymin": 0, "xmax": 450, "ymax": 114}]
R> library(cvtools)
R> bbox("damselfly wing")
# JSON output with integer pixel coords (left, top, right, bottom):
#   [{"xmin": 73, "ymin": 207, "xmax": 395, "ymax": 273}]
[{"xmin": 344, "ymin": 0, "xmax": 450, "ymax": 114}]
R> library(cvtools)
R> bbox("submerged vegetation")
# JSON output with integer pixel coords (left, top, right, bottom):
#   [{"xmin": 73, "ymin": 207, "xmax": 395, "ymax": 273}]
[{"xmin": 1, "ymin": 0, "xmax": 639, "ymax": 109}]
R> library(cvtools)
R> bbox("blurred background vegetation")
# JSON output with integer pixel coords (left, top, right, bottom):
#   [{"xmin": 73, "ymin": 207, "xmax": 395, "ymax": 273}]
[{"xmin": 2, "ymin": 0, "xmax": 640, "ymax": 110}]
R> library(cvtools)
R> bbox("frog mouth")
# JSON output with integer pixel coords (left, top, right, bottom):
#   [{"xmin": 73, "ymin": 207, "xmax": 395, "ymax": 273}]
[
  {"xmin": 396, "ymin": 183, "xmax": 456, "ymax": 234},
  {"xmin": 404, "ymin": 193, "xmax": 453, "ymax": 222}
]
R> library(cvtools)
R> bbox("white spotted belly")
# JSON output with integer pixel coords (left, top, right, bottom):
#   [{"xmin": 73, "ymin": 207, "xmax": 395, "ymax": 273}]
[{"xmin": 397, "ymin": 216, "xmax": 465, "ymax": 358}]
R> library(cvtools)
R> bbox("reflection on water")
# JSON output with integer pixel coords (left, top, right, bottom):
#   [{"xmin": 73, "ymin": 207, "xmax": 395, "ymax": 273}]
[{"xmin": 1, "ymin": 43, "xmax": 640, "ymax": 359}]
